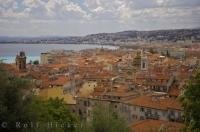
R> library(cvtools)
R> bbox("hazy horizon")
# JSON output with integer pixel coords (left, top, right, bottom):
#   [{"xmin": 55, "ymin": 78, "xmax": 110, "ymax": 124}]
[{"xmin": 0, "ymin": 27, "xmax": 199, "ymax": 38}]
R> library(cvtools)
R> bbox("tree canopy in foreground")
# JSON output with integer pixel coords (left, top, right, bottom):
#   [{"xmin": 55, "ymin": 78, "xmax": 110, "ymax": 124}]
[
  {"xmin": 77, "ymin": 104, "xmax": 131, "ymax": 132},
  {"xmin": 0, "ymin": 66, "xmax": 77, "ymax": 132},
  {"xmin": 180, "ymin": 68, "xmax": 200, "ymax": 132}
]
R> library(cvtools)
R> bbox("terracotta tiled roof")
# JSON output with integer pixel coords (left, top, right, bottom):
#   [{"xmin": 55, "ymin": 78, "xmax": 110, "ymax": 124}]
[
  {"xmin": 126, "ymin": 95, "xmax": 182, "ymax": 110},
  {"xmin": 50, "ymin": 75, "xmax": 69, "ymax": 86},
  {"xmin": 168, "ymin": 85, "xmax": 181, "ymax": 97},
  {"xmin": 130, "ymin": 119, "xmax": 185, "ymax": 132},
  {"xmin": 43, "ymin": 64, "xmax": 67, "ymax": 69}
]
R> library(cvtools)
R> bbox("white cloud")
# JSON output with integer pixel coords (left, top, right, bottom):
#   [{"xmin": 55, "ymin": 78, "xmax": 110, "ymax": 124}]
[
  {"xmin": 0, "ymin": 0, "xmax": 199, "ymax": 36},
  {"xmin": 93, "ymin": 6, "xmax": 104, "ymax": 12},
  {"xmin": 22, "ymin": 0, "xmax": 45, "ymax": 8},
  {"xmin": 45, "ymin": 0, "xmax": 90, "ymax": 19},
  {"xmin": 0, "ymin": 0, "xmax": 90, "ymax": 20}
]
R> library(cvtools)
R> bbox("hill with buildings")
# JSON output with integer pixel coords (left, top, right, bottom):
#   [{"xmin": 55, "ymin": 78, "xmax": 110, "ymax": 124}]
[{"xmin": 0, "ymin": 28, "xmax": 200, "ymax": 45}]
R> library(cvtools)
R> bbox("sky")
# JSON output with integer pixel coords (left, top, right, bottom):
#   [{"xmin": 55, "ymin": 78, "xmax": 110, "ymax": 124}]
[{"xmin": 0, "ymin": 0, "xmax": 200, "ymax": 36}]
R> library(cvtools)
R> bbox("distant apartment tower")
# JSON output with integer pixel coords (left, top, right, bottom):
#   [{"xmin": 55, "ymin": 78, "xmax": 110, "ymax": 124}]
[
  {"xmin": 16, "ymin": 51, "xmax": 26, "ymax": 71},
  {"xmin": 40, "ymin": 52, "xmax": 54, "ymax": 64}
]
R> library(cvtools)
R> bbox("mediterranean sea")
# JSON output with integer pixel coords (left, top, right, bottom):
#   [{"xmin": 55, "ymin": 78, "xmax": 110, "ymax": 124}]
[{"xmin": 0, "ymin": 43, "xmax": 118, "ymax": 63}]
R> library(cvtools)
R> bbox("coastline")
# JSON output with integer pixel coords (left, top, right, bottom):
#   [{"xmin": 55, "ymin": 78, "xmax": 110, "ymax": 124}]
[{"xmin": 0, "ymin": 43, "xmax": 118, "ymax": 64}]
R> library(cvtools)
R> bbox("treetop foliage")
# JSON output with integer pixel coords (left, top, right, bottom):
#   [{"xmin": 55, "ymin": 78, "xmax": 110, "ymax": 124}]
[{"xmin": 180, "ymin": 68, "xmax": 200, "ymax": 132}]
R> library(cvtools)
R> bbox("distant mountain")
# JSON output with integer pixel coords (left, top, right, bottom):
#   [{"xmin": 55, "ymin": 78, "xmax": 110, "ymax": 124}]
[{"xmin": 0, "ymin": 28, "xmax": 200, "ymax": 45}]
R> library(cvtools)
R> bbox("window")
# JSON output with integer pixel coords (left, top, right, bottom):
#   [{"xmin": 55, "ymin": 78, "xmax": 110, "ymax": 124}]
[
  {"xmin": 162, "ymin": 111, "xmax": 166, "ymax": 116},
  {"xmin": 147, "ymin": 108, "xmax": 151, "ymax": 113},
  {"xmin": 79, "ymin": 109, "xmax": 82, "ymax": 115},
  {"xmin": 178, "ymin": 112, "xmax": 181, "ymax": 118},
  {"xmin": 140, "ymin": 107, "xmax": 144, "ymax": 112},
  {"xmin": 163, "ymin": 87, "xmax": 167, "ymax": 91},
  {"xmin": 132, "ymin": 115, "xmax": 137, "ymax": 119},
  {"xmin": 142, "ymin": 62, "xmax": 145, "ymax": 68},
  {"xmin": 155, "ymin": 110, "xmax": 158, "ymax": 115},
  {"xmin": 170, "ymin": 111, "xmax": 175, "ymax": 116},
  {"xmin": 133, "ymin": 106, "xmax": 136, "ymax": 111},
  {"xmin": 160, "ymin": 87, "xmax": 163, "ymax": 91},
  {"xmin": 140, "ymin": 116, "xmax": 144, "ymax": 120},
  {"xmin": 84, "ymin": 101, "xmax": 87, "ymax": 106}
]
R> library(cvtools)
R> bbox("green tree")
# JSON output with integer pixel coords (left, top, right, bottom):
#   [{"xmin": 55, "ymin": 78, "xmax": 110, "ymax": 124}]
[
  {"xmin": 0, "ymin": 66, "xmax": 78, "ymax": 132},
  {"xmin": 33, "ymin": 60, "xmax": 39, "ymax": 65},
  {"xmin": 23, "ymin": 97, "xmax": 78, "ymax": 132},
  {"xmin": 180, "ymin": 69, "xmax": 200, "ymax": 132},
  {"xmin": 0, "ymin": 66, "xmax": 32, "ymax": 132},
  {"xmin": 77, "ymin": 104, "xmax": 131, "ymax": 132}
]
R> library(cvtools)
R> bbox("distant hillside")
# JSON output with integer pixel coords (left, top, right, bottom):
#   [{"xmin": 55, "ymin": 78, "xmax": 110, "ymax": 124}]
[
  {"xmin": 0, "ymin": 28, "xmax": 200, "ymax": 45},
  {"xmin": 83, "ymin": 28, "xmax": 200, "ymax": 44}
]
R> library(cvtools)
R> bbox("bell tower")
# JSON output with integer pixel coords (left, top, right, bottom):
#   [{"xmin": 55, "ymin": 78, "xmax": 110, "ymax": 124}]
[
  {"xmin": 133, "ymin": 50, "xmax": 141, "ymax": 68},
  {"xmin": 16, "ymin": 51, "xmax": 26, "ymax": 71},
  {"xmin": 141, "ymin": 49, "xmax": 148, "ymax": 71}
]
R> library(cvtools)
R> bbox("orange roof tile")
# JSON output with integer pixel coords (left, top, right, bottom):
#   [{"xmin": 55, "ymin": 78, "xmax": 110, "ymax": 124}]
[
  {"xmin": 126, "ymin": 95, "xmax": 182, "ymax": 110},
  {"xmin": 168, "ymin": 85, "xmax": 181, "ymax": 97},
  {"xmin": 50, "ymin": 75, "xmax": 69, "ymax": 86},
  {"xmin": 130, "ymin": 119, "xmax": 185, "ymax": 132},
  {"xmin": 43, "ymin": 64, "xmax": 67, "ymax": 69}
]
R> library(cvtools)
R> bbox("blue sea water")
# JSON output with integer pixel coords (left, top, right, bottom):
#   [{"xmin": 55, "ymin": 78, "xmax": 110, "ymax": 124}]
[
  {"xmin": 0, "ymin": 43, "xmax": 118, "ymax": 63},
  {"xmin": 0, "ymin": 56, "xmax": 40, "ymax": 64}
]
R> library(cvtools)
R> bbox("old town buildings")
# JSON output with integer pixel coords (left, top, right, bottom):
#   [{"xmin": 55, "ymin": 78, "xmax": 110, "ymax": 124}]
[{"xmin": 7, "ymin": 44, "xmax": 200, "ymax": 131}]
